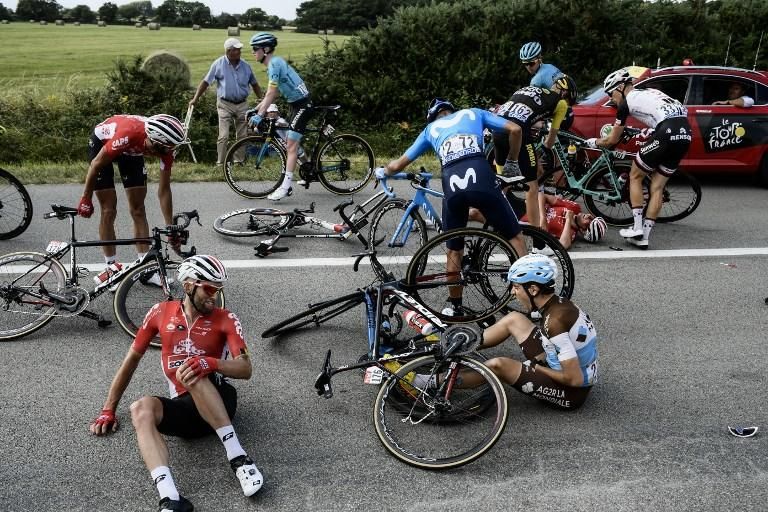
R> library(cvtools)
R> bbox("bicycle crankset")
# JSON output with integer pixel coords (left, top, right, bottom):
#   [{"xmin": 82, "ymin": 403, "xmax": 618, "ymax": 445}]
[{"xmin": 441, "ymin": 324, "xmax": 483, "ymax": 355}]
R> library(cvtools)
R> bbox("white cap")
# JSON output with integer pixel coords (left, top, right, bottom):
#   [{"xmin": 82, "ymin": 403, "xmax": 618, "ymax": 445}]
[
  {"xmin": 224, "ymin": 38, "xmax": 243, "ymax": 50},
  {"xmin": 267, "ymin": 104, "xmax": 279, "ymax": 113}
]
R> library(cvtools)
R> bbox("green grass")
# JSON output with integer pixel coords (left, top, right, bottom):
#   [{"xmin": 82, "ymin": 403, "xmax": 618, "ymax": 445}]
[{"xmin": 0, "ymin": 23, "xmax": 349, "ymax": 97}]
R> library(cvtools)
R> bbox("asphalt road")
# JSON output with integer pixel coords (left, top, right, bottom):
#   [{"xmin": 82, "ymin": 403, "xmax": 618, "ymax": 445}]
[{"xmin": 1, "ymin": 176, "xmax": 767, "ymax": 512}]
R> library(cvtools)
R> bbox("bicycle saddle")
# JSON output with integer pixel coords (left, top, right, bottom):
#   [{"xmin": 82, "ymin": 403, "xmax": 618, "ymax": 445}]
[{"xmin": 47, "ymin": 204, "xmax": 79, "ymax": 218}]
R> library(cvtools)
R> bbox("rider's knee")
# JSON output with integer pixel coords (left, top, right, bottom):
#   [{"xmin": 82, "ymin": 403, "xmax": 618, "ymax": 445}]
[{"xmin": 130, "ymin": 396, "xmax": 160, "ymax": 428}]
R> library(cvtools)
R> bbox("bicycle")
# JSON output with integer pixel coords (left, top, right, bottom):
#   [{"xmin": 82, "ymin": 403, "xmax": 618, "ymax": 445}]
[
  {"xmin": 0, "ymin": 167, "xmax": 33, "ymax": 240},
  {"xmin": 0, "ymin": 206, "xmax": 223, "ymax": 344},
  {"xmin": 223, "ymin": 106, "xmax": 375, "ymax": 198},
  {"xmin": 485, "ymin": 127, "xmax": 702, "ymax": 226},
  {"xmin": 212, "ymin": 187, "xmax": 392, "ymax": 257},
  {"xmin": 366, "ymin": 170, "xmax": 575, "ymax": 303}
]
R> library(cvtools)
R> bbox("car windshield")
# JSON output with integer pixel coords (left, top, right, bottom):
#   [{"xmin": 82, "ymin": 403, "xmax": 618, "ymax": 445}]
[{"xmin": 578, "ymin": 84, "xmax": 608, "ymax": 105}]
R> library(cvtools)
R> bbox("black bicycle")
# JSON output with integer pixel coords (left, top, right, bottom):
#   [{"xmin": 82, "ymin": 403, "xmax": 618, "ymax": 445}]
[
  {"xmin": 223, "ymin": 107, "xmax": 375, "ymax": 198},
  {"xmin": 0, "ymin": 206, "xmax": 222, "ymax": 344},
  {"xmin": 0, "ymin": 167, "xmax": 33, "ymax": 240}
]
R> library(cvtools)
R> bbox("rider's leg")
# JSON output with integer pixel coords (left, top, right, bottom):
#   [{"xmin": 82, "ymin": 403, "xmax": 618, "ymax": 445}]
[
  {"xmin": 628, "ymin": 161, "xmax": 647, "ymax": 233},
  {"xmin": 95, "ymin": 188, "xmax": 118, "ymax": 262},
  {"xmin": 130, "ymin": 396, "xmax": 181, "ymax": 501},
  {"xmin": 125, "ymin": 186, "xmax": 150, "ymax": 256},
  {"xmin": 284, "ymin": 137, "xmax": 300, "ymax": 189},
  {"xmin": 643, "ymin": 171, "xmax": 670, "ymax": 241}
]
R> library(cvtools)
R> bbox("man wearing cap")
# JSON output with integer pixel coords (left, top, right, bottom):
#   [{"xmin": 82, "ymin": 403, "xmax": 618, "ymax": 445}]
[{"xmin": 189, "ymin": 38, "xmax": 262, "ymax": 167}]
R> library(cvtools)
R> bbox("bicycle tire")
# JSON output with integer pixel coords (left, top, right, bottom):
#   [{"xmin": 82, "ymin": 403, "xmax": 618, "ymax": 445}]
[
  {"xmin": 404, "ymin": 228, "xmax": 518, "ymax": 325},
  {"xmin": 0, "ymin": 168, "xmax": 34, "ymax": 240},
  {"xmin": 213, "ymin": 208, "xmax": 291, "ymax": 237},
  {"xmin": 316, "ymin": 134, "xmax": 375, "ymax": 195},
  {"xmin": 113, "ymin": 260, "xmax": 225, "ymax": 348},
  {"xmin": 223, "ymin": 135, "xmax": 287, "ymax": 199},
  {"xmin": 373, "ymin": 354, "xmax": 508, "ymax": 469},
  {"xmin": 261, "ymin": 290, "xmax": 365, "ymax": 339},
  {"xmin": 652, "ymin": 171, "xmax": 702, "ymax": 223},
  {"xmin": 0, "ymin": 252, "xmax": 66, "ymax": 341},
  {"xmin": 582, "ymin": 161, "xmax": 634, "ymax": 226},
  {"xmin": 368, "ymin": 199, "xmax": 428, "ymax": 282}
]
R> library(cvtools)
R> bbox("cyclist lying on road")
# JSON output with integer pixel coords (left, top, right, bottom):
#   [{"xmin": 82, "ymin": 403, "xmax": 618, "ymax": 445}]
[{"xmin": 521, "ymin": 194, "xmax": 607, "ymax": 250}]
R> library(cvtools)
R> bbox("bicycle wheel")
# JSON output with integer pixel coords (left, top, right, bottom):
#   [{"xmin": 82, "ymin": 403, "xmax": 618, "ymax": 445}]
[
  {"xmin": 582, "ymin": 161, "xmax": 633, "ymax": 226},
  {"xmin": 0, "ymin": 168, "xmax": 34, "ymax": 240},
  {"xmin": 113, "ymin": 261, "xmax": 225, "ymax": 348},
  {"xmin": 653, "ymin": 171, "xmax": 702, "ymax": 223},
  {"xmin": 224, "ymin": 135, "xmax": 287, "ymax": 199},
  {"xmin": 213, "ymin": 208, "xmax": 291, "ymax": 237},
  {"xmin": 0, "ymin": 252, "xmax": 66, "ymax": 341},
  {"xmin": 374, "ymin": 355, "xmax": 508, "ymax": 469},
  {"xmin": 405, "ymin": 228, "xmax": 518, "ymax": 324},
  {"xmin": 368, "ymin": 199, "xmax": 428, "ymax": 282},
  {"xmin": 261, "ymin": 290, "xmax": 365, "ymax": 338},
  {"xmin": 316, "ymin": 134, "xmax": 375, "ymax": 195}
]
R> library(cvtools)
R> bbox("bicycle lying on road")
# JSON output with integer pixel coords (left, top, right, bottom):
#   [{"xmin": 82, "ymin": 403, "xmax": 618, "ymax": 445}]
[
  {"xmin": 0, "ymin": 167, "xmax": 33, "ymax": 240},
  {"xmin": 223, "ymin": 107, "xmax": 375, "ymax": 198},
  {"xmin": 0, "ymin": 206, "xmax": 222, "ymax": 344}
]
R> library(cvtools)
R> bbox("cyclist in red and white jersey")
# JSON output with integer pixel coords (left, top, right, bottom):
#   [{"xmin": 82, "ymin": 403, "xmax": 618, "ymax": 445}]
[
  {"xmin": 521, "ymin": 195, "xmax": 607, "ymax": 249},
  {"xmin": 90, "ymin": 256, "xmax": 263, "ymax": 511},
  {"xmin": 586, "ymin": 69, "xmax": 692, "ymax": 249},
  {"xmin": 77, "ymin": 114, "xmax": 188, "ymax": 276}
]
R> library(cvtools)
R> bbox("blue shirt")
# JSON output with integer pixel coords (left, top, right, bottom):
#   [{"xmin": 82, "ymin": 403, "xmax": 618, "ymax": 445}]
[
  {"xmin": 267, "ymin": 56, "xmax": 309, "ymax": 103},
  {"xmin": 203, "ymin": 56, "xmax": 258, "ymax": 103},
  {"xmin": 530, "ymin": 63, "xmax": 563, "ymax": 89},
  {"xmin": 404, "ymin": 108, "xmax": 509, "ymax": 167}
]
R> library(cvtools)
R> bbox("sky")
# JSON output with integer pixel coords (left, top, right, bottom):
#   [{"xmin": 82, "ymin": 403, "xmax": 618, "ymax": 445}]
[{"xmin": 3, "ymin": 0, "xmax": 304, "ymax": 20}]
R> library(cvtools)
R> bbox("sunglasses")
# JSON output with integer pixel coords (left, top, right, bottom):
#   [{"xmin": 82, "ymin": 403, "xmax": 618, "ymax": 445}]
[
  {"xmin": 523, "ymin": 61, "xmax": 538, "ymax": 67},
  {"xmin": 194, "ymin": 282, "xmax": 224, "ymax": 296},
  {"xmin": 728, "ymin": 426, "xmax": 758, "ymax": 438}
]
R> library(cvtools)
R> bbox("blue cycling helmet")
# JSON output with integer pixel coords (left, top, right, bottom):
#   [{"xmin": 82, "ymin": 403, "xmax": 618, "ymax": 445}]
[
  {"xmin": 426, "ymin": 98, "xmax": 456, "ymax": 123},
  {"xmin": 507, "ymin": 254, "xmax": 557, "ymax": 287},
  {"xmin": 519, "ymin": 42, "xmax": 542, "ymax": 61},
  {"xmin": 250, "ymin": 32, "xmax": 277, "ymax": 49}
]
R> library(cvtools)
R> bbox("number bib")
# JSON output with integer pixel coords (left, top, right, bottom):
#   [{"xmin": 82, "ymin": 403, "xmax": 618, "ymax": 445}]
[{"xmin": 438, "ymin": 134, "xmax": 481, "ymax": 165}]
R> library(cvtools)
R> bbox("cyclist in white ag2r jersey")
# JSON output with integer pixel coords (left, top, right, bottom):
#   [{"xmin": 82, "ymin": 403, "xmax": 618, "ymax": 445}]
[{"xmin": 585, "ymin": 68, "xmax": 692, "ymax": 249}]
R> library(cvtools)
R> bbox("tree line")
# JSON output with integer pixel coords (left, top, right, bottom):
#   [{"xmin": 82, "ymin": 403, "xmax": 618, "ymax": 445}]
[{"xmin": 0, "ymin": 0, "xmax": 287, "ymax": 27}]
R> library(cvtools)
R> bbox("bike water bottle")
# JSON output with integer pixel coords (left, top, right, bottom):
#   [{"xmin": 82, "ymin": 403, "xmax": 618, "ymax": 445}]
[
  {"xmin": 566, "ymin": 144, "xmax": 577, "ymax": 167},
  {"xmin": 616, "ymin": 173, "xmax": 629, "ymax": 191},
  {"xmin": 93, "ymin": 262, "xmax": 122, "ymax": 285},
  {"xmin": 404, "ymin": 310, "xmax": 435, "ymax": 336}
]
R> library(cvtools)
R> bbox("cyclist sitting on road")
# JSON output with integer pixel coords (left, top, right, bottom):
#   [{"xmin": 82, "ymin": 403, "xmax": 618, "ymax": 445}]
[
  {"xmin": 712, "ymin": 81, "xmax": 754, "ymax": 108},
  {"xmin": 89, "ymin": 255, "xmax": 263, "ymax": 511},
  {"xmin": 586, "ymin": 69, "xmax": 692, "ymax": 249},
  {"xmin": 375, "ymin": 98, "xmax": 528, "ymax": 315},
  {"xmin": 521, "ymin": 194, "xmax": 607, "ymax": 250},
  {"xmin": 520, "ymin": 41, "xmax": 564, "ymax": 89},
  {"xmin": 78, "ymin": 114, "xmax": 188, "ymax": 282},
  {"xmin": 490, "ymin": 75, "xmax": 579, "ymax": 234},
  {"xmin": 247, "ymin": 32, "xmax": 314, "ymax": 201},
  {"xmin": 465, "ymin": 254, "xmax": 598, "ymax": 410}
]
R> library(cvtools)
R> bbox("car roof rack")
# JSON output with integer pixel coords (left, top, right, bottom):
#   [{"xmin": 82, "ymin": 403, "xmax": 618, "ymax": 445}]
[{"xmin": 654, "ymin": 65, "xmax": 766, "ymax": 76}]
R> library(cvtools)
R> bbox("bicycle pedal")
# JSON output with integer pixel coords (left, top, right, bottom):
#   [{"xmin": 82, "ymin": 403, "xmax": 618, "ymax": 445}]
[{"xmin": 97, "ymin": 319, "xmax": 112, "ymax": 328}]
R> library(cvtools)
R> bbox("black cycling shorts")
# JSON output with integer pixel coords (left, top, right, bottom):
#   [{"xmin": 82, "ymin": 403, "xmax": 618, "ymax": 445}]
[
  {"xmin": 635, "ymin": 117, "xmax": 692, "ymax": 177},
  {"xmin": 492, "ymin": 130, "xmax": 538, "ymax": 182},
  {"xmin": 441, "ymin": 155, "xmax": 522, "ymax": 250},
  {"xmin": 286, "ymin": 98, "xmax": 315, "ymax": 138},
  {"xmin": 89, "ymin": 134, "xmax": 147, "ymax": 191},
  {"xmin": 156, "ymin": 374, "xmax": 237, "ymax": 439}
]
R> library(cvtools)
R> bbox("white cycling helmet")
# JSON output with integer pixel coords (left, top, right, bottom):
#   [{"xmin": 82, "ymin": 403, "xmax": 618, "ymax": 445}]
[
  {"xmin": 583, "ymin": 216, "xmax": 607, "ymax": 243},
  {"xmin": 603, "ymin": 69, "xmax": 633, "ymax": 94},
  {"xmin": 177, "ymin": 255, "xmax": 228, "ymax": 283},
  {"xmin": 145, "ymin": 114, "xmax": 188, "ymax": 146},
  {"xmin": 507, "ymin": 254, "xmax": 557, "ymax": 287}
]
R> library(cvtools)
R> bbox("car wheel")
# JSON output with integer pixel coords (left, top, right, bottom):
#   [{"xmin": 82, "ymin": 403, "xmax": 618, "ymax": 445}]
[{"xmin": 759, "ymin": 153, "xmax": 768, "ymax": 188}]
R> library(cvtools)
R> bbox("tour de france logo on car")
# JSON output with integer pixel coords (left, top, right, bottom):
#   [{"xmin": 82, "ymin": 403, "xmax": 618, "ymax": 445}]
[{"xmin": 705, "ymin": 117, "xmax": 750, "ymax": 152}]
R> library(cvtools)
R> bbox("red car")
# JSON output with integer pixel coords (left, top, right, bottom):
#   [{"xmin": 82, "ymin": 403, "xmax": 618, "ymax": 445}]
[{"xmin": 570, "ymin": 65, "xmax": 768, "ymax": 186}]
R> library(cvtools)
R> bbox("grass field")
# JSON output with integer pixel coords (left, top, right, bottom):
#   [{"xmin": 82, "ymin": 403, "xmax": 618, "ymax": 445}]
[{"xmin": 0, "ymin": 23, "xmax": 349, "ymax": 98}]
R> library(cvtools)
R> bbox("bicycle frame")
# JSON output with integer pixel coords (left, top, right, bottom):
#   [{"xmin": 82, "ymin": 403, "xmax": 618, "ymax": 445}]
[{"xmin": 378, "ymin": 172, "xmax": 444, "ymax": 248}]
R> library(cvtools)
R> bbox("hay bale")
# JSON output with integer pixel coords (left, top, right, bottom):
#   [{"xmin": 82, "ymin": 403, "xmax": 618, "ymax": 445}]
[
  {"xmin": 326, "ymin": 29, "xmax": 334, "ymax": 35},
  {"xmin": 1, "ymin": 20, "xmax": 9, "ymax": 24},
  {"xmin": 97, "ymin": 20, "xmax": 106, "ymax": 27},
  {"xmin": 141, "ymin": 50, "xmax": 191, "ymax": 88},
  {"xmin": 55, "ymin": 19, "xmax": 64, "ymax": 25},
  {"xmin": 192, "ymin": 24, "xmax": 201, "ymax": 31},
  {"xmin": 29, "ymin": 19, "xmax": 35, "ymax": 23},
  {"xmin": 73, "ymin": 21, "xmax": 80, "ymax": 26},
  {"xmin": 227, "ymin": 26, "xmax": 239, "ymax": 36},
  {"xmin": 39, "ymin": 20, "xmax": 47, "ymax": 25},
  {"xmin": 135, "ymin": 22, "xmax": 142, "ymax": 28},
  {"xmin": 148, "ymin": 22, "xmax": 160, "ymax": 30}
]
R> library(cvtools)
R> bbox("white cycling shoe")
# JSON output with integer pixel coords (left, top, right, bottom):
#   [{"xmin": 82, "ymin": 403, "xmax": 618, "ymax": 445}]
[
  {"xmin": 267, "ymin": 187, "xmax": 292, "ymax": 201},
  {"xmin": 625, "ymin": 237, "xmax": 649, "ymax": 249},
  {"xmin": 231, "ymin": 455, "xmax": 263, "ymax": 497},
  {"xmin": 619, "ymin": 227, "xmax": 643, "ymax": 240}
]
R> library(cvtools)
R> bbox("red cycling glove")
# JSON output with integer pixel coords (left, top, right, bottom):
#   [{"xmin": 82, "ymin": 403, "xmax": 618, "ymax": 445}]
[
  {"xmin": 92, "ymin": 408, "xmax": 117, "ymax": 432},
  {"xmin": 78, "ymin": 196, "xmax": 94, "ymax": 218},
  {"xmin": 187, "ymin": 356, "xmax": 219, "ymax": 378}
]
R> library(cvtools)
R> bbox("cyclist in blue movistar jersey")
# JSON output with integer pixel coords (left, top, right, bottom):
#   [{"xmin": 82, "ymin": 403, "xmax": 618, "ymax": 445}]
[
  {"xmin": 247, "ymin": 32, "xmax": 313, "ymax": 201},
  {"xmin": 519, "ymin": 41, "xmax": 563, "ymax": 89},
  {"xmin": 375, "ymin": 99, "xmax": 528, "ymax": 314}
]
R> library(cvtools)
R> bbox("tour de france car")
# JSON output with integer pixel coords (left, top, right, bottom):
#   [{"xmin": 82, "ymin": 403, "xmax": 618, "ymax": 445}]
[{"xmin": 570, "ymin": 65, "xmax": 768, "ymax": 186}]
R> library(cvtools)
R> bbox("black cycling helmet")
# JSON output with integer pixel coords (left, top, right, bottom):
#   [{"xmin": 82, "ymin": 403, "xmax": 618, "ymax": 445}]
[
  {"xmin": 426, "ymin": 98, "xmax": 456, "ymax": 124},
  {"xmin": 554, "ymin": 75, "xmax": 578, "ymax": 105}
]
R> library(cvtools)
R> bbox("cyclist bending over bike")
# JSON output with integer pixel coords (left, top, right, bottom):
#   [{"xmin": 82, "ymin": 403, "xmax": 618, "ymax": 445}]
[
  {"xmin": 490, "ymin": 76, "xmax": 578, "ymax": 233},
  {"xmin": 90, "ymin": 256, "xmax": 263, "ymax": 511},
  {"xmin": 586, "ymin": 69, "xmax": 692, "ymax": 249},
  {"xmin": 375, "ymin": 98, "xmax": 528, "ymax": 315},
  {"xmin": 461, "ymin": 254, "xmax": 598, "ymax": 409}
]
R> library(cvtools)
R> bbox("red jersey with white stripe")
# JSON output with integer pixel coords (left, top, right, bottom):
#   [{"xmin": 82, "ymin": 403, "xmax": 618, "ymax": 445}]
[
  {"xmin": 94, "ymin": 115, "xmax": 174, "ymax": 172},
  {"xmin": 132, "ymin": 301, "xmax": 248, "ymax": 398},
  {"xmin": 522, "ymin": 197, "xmax": 581, "ymax": 242}
]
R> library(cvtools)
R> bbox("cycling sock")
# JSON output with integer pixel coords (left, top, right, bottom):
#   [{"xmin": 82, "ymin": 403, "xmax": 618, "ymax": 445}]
[
  {"xmin": 216, "ymin": 425, "xmax": 247, "ymax": 461},
  {"xmin": 643, "ymin": 218, "xmax": 655, "ymax": 240},
  {"xmin": 136, "ymin": 252, "xmax": 147, "ymax": 262},
  {"xmin": 104, "ymin": 255, "xmax": 116, "ymax": 265},
  {"xmin": 150, "ymin": 466, "xmax": 180, "ymax": 501},
  {"xmin": 632, "ymin": 208, "xmax": 643, "ymax": 231}
]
